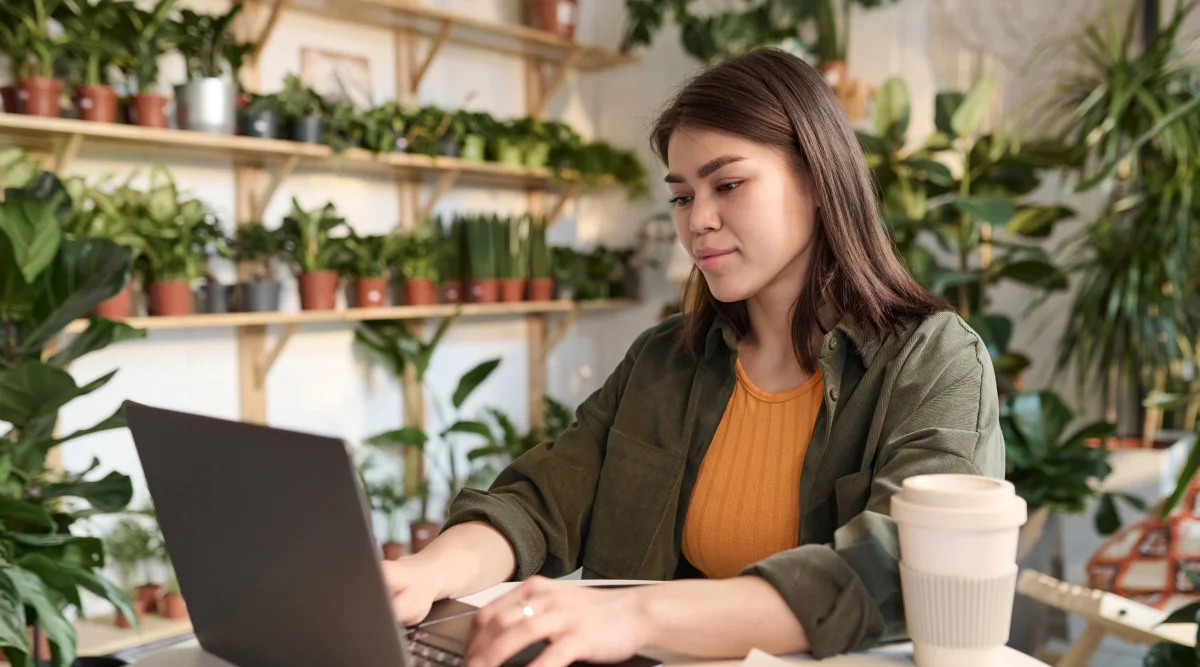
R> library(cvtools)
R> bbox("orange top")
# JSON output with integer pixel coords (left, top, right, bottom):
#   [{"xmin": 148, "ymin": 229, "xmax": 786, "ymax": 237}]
[{"xmin": 682, "ymin": 360, "xmax": 824, "ymax": 579}]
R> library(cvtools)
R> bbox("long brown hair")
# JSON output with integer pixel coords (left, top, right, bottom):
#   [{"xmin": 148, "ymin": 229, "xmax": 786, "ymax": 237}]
[{"xmin": 651, "ymin": 48, "xmax": 949, "ymax": 372}]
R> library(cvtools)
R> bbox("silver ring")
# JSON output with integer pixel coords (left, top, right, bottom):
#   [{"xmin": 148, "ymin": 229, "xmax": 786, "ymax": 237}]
[{"xmin": 521, "ymin": 604, "xmax": 535, "ymax": 619}]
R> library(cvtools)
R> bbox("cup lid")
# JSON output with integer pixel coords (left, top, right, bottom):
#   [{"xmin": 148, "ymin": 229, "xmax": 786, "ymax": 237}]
[{"xmin": 891, "ymin": 474, "xmax": 1027, "ymax": 531}]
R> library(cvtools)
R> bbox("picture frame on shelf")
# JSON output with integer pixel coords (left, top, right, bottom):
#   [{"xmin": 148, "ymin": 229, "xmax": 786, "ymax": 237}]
[{"xmin": 301, "ymin": 47, "xmax": 373, "ymax": 109}]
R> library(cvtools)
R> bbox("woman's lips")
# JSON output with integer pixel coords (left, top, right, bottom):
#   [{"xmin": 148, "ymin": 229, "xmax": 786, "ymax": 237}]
[{"xmin": 695, "ymin": 249, "xmax": 736, "ymax": 271}]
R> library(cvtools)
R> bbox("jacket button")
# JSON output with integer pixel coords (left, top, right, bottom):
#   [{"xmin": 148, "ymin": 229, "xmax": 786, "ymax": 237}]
[
  {"xmin": 829, "ymin": 337, "xmax": 838, "ymax": 350},
  {"xmin": 828, "ymin": 387, "xmax": 839, "ymax": 402}
]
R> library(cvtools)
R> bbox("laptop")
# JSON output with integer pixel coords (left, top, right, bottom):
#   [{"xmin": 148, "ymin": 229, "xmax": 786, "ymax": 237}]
[{"xmin": 123, "ymin": 401, "xmax": 661, "ymax": 667}]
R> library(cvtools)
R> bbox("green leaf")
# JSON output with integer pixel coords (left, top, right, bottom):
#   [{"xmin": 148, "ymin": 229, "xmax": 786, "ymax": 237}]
[
  {"xmin": 951, "ymin": 71, "xmax": 995, "ymax": 138},
  {"xmin": 56, "ymin": 561, "xmax": 137, "ymax": 631},
  {"xmin": 1113, "ymin": 492, "xmax": 1147, "ymax": 512},
  {"xmin": 42, "ymin": 471, "xmax": 133, "ymax": 513},
  {"xmin": 16, "ymin": 554, "xmax": 81, "ymax": 609},
  {"xmin": 466, "ymin": 444, "xmax": 510, "ymax": 461},
  {"xmin": 1007, "ymin": 206, "xmax": 1073, "ymax": 238},
  {"xmin": 48, "ymin": 317, "xmax": 146, "ymax": 368},
  {"xmin": 1144, "ymin": 393, "xmax": 1192, "ymax": 410},
  {"xmin": 993, "ymin": 353, "xmax": 1031, "ymax": 376},
  {"xmin": 17, "ymin": 237, "xmax": 133, "ymax": 355},
  {"xmin": 8, "ymin": 533, "xmax": 80, "ymax": 548},
  {"xmin": 995, "ymin": 260, "xmax": 1068, "ymax": 290},
  {"xmin": 953, "ymin": 196, "xmax": 1015, "ymax": 226},
  {"xmin": 967, "ymin": 314, "xmax": 1014, "ymax": 358},
  {"xmin": 900, "ymin": 158, "xmax": 954, "ymax": 187},
  {"xmin": 1162, "ymin": 439, "xmax": 1200, "ymax": 518},
  {"xmin": 366, "ymin": 427, "xmax": 428, "ymax": 449},
  {"xmin": 32, "ymin": 404, "xmax": 126, "ymax": 452},
  {"xmin": 419, "ymin": 312, "xmax": 459, "ymax": 380},
  {"xmin": 871, "ymin": 77, "xmax": 909, "ymax": 144},
  {"xmin": 1163, "ymin": 600, "xmax": 1200, "ymax": 625},
  {"xmin": 1095, "ymin": 493, "xmax": 1120, "ymax": 535},
  {"xmin": 0, "ymin": 192, "xmax": 63, "ymax": 283},
  {"xmin": 0, "ymin": 569, "xmax": 28, "ymax": 660},
  {"xmin": 6, "ymin": 566, "xmax": 76, "ymax": 667},
  {"xmin": 934, "ymin": 92, "xmax": 964, "ymax": 137},
  {"xmin": 0, "ymin": 496, "xmax": 54, "ymax": 530},
  {"xmin": 1075, "ymin": 94, "xmax": 1200, "ymax": 193},
  {"xmin": 452, "ymin": 359, "xmax": 501, "ymax": 409},
  {"xmin": 0, "ymin": 362, "xmax": 83, "ymax": 425},
  {"xmin": 440, "ymin": 420, "xmax": 492, "ymax": 440}
]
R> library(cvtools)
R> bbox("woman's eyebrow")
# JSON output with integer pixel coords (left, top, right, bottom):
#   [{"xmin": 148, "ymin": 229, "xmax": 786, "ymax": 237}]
[{"xmin": 664, "ymin": 155, "xmax": 747, "ymax": 183}]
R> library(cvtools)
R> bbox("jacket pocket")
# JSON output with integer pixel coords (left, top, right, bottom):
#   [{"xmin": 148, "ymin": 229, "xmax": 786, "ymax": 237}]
[
  {"xmin": 833, "ymin": 470, "xmax": 872, "ymax": 527},
  {"xmin": 583, "ymin": 428, "xmax": 684, "ymax": 578}
]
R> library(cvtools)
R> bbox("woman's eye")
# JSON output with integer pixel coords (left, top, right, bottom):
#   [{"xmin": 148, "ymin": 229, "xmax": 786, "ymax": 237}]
[
  {"xmin": 668, "ymin": 195, "xmax": 693, "ymax": 207},
  {"xmin": 716, "ymin": 181, "xmax": 742, "ymax": 193}
]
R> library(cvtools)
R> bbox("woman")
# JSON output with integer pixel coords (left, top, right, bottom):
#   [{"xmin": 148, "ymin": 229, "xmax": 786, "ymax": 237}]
[{"xmin": 383, "ymin": 48, "xmax": 1004, "ymax": 665}]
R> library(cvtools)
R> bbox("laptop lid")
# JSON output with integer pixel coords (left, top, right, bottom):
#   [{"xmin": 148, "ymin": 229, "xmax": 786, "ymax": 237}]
[{"xmin": 124, "ymin": 401, "xmax": 411, "ymax": 667}]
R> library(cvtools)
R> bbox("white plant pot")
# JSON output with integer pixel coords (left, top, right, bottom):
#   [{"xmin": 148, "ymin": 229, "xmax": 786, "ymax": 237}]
[{"xmin": 175, "ymin": 78, "xmax": 236, "ymax": 134}]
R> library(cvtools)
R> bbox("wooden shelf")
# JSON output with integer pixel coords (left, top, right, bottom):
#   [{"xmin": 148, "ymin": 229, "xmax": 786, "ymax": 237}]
[
  {"xmin": 74, "ymin": 613, "xmax": 193, "ymax": 658},
  {"xmin": 0, "ymin": 114, "xmax": 610, "ymax": 192},
  {"xmin": 288, "ymin": 0, "xmax": 635, "ymax": 71},
  {"xmin": 63, "ymin": 299, "xmax": 640, "ymax": 333}
]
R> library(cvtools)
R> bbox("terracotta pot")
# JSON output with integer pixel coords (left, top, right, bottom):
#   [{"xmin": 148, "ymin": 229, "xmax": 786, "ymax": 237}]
[
  {"xmin": 77, "ymin": 85, "xmax": 118, "ymax": 122},
  {"xmin": 527, "ymin": 0, "xmax": 577, "ymax": 39},
  {"xmin": 441, "ymin": 280, "xmax": 463, "ymax": 303},
  {"xmin": 116, "ymin": 598, "xmax": 149, "ymax": 629},
  {"xmin": 18, "ymin": 77, "xmax": 62, "ymax": 117},
  {"xmin": 131, "ymin": 93, "xmax": 169, "ymax": 128},
  {"xmin": 148, "ymin": 281, "xmax": 192, "ymax": 316},
  {"xmin": 382, "ymin": 542, "xmax": 407, "ymax": 561},
  {"xmin": 160, "ymin": 593, "xmax": 188, "ymax": 620},
  {"xmin": 94, "ymin": 282, "xmax": 132, "ymax": 319},
  {"xmin": 818, "ymin": 61, "xmax": 848, "ymax": 88},
  {"xmin": 355, "ymin": 277, "xmax": 388, "ymax": 308},
  {"xmin": 410, "ymin": 521, "xmax": 441, "ymax": 554},
  {"xmin": 499, "ymin": 278, "xmax": 526, "ymax": 302},
  {"xmin": 1, "ymin": 85, "xmax": 18, "ymax": 113},
  {"xmin": 404, "ymin": 278, "xmax": 438, "ymax": 306},
  {"xmin": 470, "ymin": 279, "xmax": 499, "ymax": 304},
  {"xmin": 137, "ymin": 583, "xmax": 164, "ymax": 607},
  {"xmin": 299, "ymin": 270, "xmax": 338, "ymax": 310},
  {"xmin": 527, "ymin": 278, "xmax": 554, "ymax": 301}
]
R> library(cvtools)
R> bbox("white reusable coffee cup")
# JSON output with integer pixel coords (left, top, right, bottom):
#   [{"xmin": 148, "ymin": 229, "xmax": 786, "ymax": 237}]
[{"xmin": 891, "ymin": 474, "xmax": 1028, "ymax": 667}]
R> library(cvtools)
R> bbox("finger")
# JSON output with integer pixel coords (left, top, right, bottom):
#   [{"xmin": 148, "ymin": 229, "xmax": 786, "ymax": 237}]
[
  {"xmin": 392, "ymin": 589, "xmax": 431, "ymax": 627},
  {"xmin": 525, "ymin": 639, "xmax": 580, "ymax": 667},
  {"xmin": 468, "ymin": 609, "xmax": 567, "ymax": 667},
  {"xmin": 474, "ymin": 576, "xmax": 552, "ymax": 627}
]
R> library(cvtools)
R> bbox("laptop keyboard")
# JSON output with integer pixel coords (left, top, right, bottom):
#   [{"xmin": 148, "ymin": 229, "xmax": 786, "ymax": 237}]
[{"xmin": 407, "ymin": 630, "xmax": 464, "ymax": 667}]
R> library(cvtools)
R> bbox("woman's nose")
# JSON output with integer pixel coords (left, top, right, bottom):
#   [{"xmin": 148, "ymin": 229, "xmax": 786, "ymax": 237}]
[{"xmin": 688, "ymin": 195, "xmax": 721, "ymax": 234}]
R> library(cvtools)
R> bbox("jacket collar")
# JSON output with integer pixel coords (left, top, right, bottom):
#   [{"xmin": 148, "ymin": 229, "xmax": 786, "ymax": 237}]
[{"xmin": 703, "ymin": 310, "xmax": 881, "ymax": 367}]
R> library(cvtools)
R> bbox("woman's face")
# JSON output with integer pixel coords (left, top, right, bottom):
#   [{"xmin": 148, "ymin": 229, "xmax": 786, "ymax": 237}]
[{"xmin": 666, "ymin": 126, "xmax": 818, "ymax": 303}]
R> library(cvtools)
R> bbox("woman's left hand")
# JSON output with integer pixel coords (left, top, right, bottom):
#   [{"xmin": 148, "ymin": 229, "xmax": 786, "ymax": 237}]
[{"xmin": 464, "ymin": 576, "xmax": 652, "ymax": 667}]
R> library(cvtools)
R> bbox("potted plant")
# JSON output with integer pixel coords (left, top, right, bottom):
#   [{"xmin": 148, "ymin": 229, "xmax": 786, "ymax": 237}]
[
  {"xmin": 156, "ymin": 535, "xmax": 189, "ymax": 620},
  {"xmin": 105, "ymin": 516, "xmax": 162, "ymax": 627},
  {"xmin": 173, "ymin": 3, "xmax": 245, "ymax": 134},
  {"xmin": 491, "ymin": 120, "xmax": 525, "ymax": 167},
  {"xmin": 464, "ymin": 214, "xmax": 499, "ymax": 303},
  {"xmin": 320, "ymin": 97, "xmax": 359, "ymax": 154},
  {"xmin": 240, "ymin": 91, "xmax": 283, "ymax": 139},
  {"xmin": 527, "ymin": 215, "xmax": 553, "ymax": 300},
  {"xmin": 0, "ymin": 0, "xmax": 70, "ymax": 117},
  {"xmin": 278, "ymin": 197, "xmax": 348, "ymax": 310},
  {"xmin": 436, "ymin": 215, "xmax": 464, "ymax": 303},
  {"xmin": 60, "ymin": 0, "xmax": 124, "ymax": 122},
  {"xmin": 526, "ymin": 0, "xmax": 577, "ymax": 39},
  {"xmin": 513, "ymin": 117, "xmax": 552, "ymax": 169},
  {"xmin": 61, "ymin": 170, "xmax": 146, "ymax": 318},
  {"xmin": 278, "ymin": 73, "xmax": 324, "ymax": 143},
  {"xmin": 398, "ymin": 220, "xmax": 441, "ymax": 306},
  {"xmin": 333, "ymin": 230, "xmax": 404, "ymax": 308},
  {"xmin": 496, "ymin": 215, "xmax": 528, "ymax": 302},
  {"xmin": 359, "ymin": 459, "xmax": 411, "ymax": 560},
  {"xmin": 406, "ymin": 105, "xmax": 455, "ymax": 157},
  {"xmin": 131, "ymin": 166, "xmax": 228, "ymax": 316},
  {"xmin": 118, "ymin": 0, "xmax": 177, "ymax": 127},
  {"xmin": 551, "ymin": 245, "xmax": 578, "ymax": 300},
  {"xmin": 232, "ymin": 221, "xmax": 282, "ymax": 312},
  {"xmin": 0, "ymin": 169, "xmax": 144, "ymax": 665},
  {"xmin": 359, "ymin": 101, "xmax": 410, "ymax": 154},
  {"xmin": 455, "ymin": 110, "xmax": 494, "ymax": 163}
]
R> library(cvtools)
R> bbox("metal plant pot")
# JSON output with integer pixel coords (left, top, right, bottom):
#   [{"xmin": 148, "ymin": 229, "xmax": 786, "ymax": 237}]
[
  {"xmin": 175, "ymin": 78, "xmax": 236, "ymax": 134},
  {"xmin": 240, "ymin": 109, "xmax": 280, "ymax": 138},
  {"xmin": 291, "ymin": 114, "xmax": 323, "ymax": 143},
  {"xmin": 239, "ymin": 280, "xmax": 281, "ymax": 312},
  {"xmin": 203, "ymin": 281, "xmax": 232, "ymax": 313}
]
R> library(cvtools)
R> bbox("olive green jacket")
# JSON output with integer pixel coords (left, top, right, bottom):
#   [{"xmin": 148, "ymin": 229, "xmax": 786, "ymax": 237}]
[{"xmin": 443, "ymin": 310, "xmax": 1004, "ymax": 658}]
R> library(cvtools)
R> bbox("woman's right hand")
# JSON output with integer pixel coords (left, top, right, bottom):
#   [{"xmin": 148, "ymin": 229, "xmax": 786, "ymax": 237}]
[{"xmin": 382, "ymin": 554, "xmax": 450, "ymax": 626}]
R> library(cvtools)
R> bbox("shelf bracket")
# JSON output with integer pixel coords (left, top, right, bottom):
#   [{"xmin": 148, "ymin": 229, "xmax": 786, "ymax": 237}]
[
  {"xmin": 250, "ymin": 0, "xmax": 292, "ymax": 63},
  {"xmin": 256, "ymin": 322, "xmax": 300, "ymax": 379},
  {"xmin": 255, "ymin": 154, "xmax": 299, "ymax": 220},
  {"xmin": 546, "ymin": 306, "xmax": 581, "ymax": 352},
  {"xmin": 412, "ymin": 19, "xmax": 454, "ymax": 93},
  {"xmin": 52, "ymin": 134, "xmax": 84, "ymax": 174},
  {"xmin": 532, "ymin": 47, "xmax": 581, "ymax": 118},
  {"xmin": 417, "ymin": 169, "xmax": 460, "ymax": 221},
  {"xmin": 545, "ymin": 183, "xmax": 580, "ymax": 224}
]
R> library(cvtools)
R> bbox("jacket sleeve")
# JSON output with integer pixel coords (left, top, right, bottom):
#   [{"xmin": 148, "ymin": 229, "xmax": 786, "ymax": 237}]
[
  {"xmin": 740, "ymin": 314, "xmax": 1006, "ymax": 659},
  {"xmin": 441, "ymin": 326, "xmax": 657, "ymax": 580}
]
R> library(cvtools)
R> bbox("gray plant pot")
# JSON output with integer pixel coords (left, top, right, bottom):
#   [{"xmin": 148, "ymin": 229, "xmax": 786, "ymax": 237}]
[
  {"xmin": 203, "ymin": 281, "xmax": 232, "ymax": 313},
  {"xmin": 291, "ymin": 115, "xmax": 323, "ymax": 144},
  {"xmin": 175, "ymin": 78, "xmax": 236, "ymax": 134},
  {"xmin": 239, "ymin": 280, "xmax": 281, "ymax": 312},
  {"xmin": 240, "ymin": 109, "xmax": 280, "ymax": 139},
  {"xmin": 440, "ymin": 135, "xmax": 461, "ymax": 158},
  {"xmin": 555, "ymin": 283, "xmax": 575, "ymax": 301}
]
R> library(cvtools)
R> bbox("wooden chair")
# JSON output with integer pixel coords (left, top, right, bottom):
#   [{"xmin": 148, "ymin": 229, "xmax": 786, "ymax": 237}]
[{"xmin": 1016, "ymin": 569, "xmax": 1196, "ymax": 667}]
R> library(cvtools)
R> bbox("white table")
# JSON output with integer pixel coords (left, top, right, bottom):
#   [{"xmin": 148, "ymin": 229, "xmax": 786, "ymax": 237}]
[{"xmin": 129, "ymin": 580, "xmax": 1047, "ymax": 667}]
